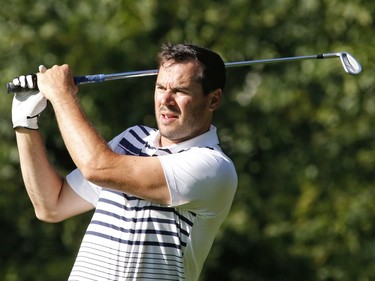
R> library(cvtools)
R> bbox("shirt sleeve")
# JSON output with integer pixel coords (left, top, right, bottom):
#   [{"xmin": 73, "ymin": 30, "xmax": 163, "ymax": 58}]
[
  {"xmin": 66, "ymin": 169, "xmax": 102, "ymax": 206},
  {"xmin": 158, "ymin": 147, "xmax": 238, "ymax": 216}
]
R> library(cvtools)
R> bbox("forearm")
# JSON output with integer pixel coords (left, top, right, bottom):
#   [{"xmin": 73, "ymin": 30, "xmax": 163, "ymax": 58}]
[
  {"xmin": 15, "ymin": 128, "xmax": 65, "ymax": 219},
  {"xmin": 49, "ymin": 93, "xmax": 112, "ymax": 179}
]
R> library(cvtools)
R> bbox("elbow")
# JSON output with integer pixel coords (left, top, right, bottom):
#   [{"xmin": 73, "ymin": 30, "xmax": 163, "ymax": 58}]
[
  {"xmin": 80, "ymin": 165, "xmax": 103, "ymax": 184},
  {"xmin": 79, "ymin": 155, "xmax": 112, "ymax": 184},
  {"xmin": 34, "ymin": 208, "xmax": 64, "ymax": 223}
]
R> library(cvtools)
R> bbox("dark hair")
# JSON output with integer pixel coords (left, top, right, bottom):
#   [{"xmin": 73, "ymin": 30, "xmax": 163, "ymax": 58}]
[{"xmin": 157, "ymin": 42, "xmax": 226, "ymax": 95}]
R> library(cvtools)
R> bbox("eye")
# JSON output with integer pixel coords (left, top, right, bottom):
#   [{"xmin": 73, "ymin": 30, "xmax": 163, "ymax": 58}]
[
  {"xmin": 175, "ymin": 87, "xmax": 190, "ymax": 95},
  {"xmin": 155, "ymin": 84, "xmax": 165, "ymax": 91}
]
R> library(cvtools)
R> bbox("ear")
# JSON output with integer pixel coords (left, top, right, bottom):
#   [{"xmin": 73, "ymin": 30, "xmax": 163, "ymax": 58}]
[{"xmin": 208, "ymin": 89, "xmax": 222, "ymax": 111}]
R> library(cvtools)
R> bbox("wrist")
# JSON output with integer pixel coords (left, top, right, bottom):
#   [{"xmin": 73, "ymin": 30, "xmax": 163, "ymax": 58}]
[
  {"xmin": 14, "ymin": 126, "xmax": 38, "ymax": 133},
  {"xmin": 13, "ymin": 116, "xmax": 39, "ymax": 130}
]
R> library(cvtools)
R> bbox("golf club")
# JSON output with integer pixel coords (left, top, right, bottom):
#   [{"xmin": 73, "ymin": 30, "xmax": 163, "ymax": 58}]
[{"xmin": 6, "ymin": 52, "xmax": 362, "ymax": 94}]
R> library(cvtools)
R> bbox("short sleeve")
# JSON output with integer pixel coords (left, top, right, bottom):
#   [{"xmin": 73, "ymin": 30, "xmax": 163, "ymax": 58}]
[
  {"xmin": 158, "ymin": 147, "xmax": 237, "ymax": 216},
  {"xmin": 66, "ymin": 169, "xmax": 102, "ymax": 206}
]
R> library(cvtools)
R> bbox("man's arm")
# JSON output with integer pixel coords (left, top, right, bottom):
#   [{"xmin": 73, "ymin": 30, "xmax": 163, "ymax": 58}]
[
  {"xmin": 15, "ymin": 128, "xmax": 94, "ymax": 222},
  {"xmin": 37, "ymin": 65, "xmax": 171, "ymax": 205}
]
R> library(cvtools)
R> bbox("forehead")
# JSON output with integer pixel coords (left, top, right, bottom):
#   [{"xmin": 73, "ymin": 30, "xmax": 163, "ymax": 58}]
[{"xmin": 157, "ymin": 60, "xmax": 202, "ymax": 86}]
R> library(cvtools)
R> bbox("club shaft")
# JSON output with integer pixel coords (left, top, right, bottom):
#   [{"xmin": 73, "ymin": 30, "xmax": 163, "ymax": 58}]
[
  {"xmin": 74, "ymin": 53, "xmax": 349, "ymax": 85},
  {"xmin": 224, "ymin": 54, "xmax": 320, "ymax": 68},
  {"xmin": 75, "ymin": 55, "xmax": 322, "ymax": 85}
]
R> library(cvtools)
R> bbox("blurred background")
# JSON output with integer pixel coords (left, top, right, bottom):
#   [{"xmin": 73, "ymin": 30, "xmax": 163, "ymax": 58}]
[{"xmin": 0, "ymin": 0, "xmax": 374, "ymax": 280}]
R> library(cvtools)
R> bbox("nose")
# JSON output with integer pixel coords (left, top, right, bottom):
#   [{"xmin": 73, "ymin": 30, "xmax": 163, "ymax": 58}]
[{"xmin": 160, "ymin": 89, "xmax": 176, "ymax": 106}]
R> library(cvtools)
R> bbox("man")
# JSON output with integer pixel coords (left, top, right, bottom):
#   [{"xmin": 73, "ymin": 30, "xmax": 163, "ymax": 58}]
[{"xmin": 12, "ymin": 43, "xmax": 238, "ymax": 280}]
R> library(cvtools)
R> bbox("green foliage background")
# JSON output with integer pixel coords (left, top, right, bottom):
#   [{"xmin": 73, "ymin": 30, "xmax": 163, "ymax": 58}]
[{"xmin": 0, "ymin": 0, "xmax": 374, "ymax": 280}]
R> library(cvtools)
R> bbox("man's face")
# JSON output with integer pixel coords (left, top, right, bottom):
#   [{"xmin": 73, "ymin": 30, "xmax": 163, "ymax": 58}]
[{"xmin": 154, "ymin": 60, "xmax": 218, "ymax": 147}]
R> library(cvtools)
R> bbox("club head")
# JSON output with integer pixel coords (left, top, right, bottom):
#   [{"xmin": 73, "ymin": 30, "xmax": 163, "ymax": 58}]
[{"xmin": 339, "ymin": 52, "xmax": 362, "ymax": 75}]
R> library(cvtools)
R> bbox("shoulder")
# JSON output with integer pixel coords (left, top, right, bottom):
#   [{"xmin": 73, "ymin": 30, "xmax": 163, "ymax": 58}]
[
  {"xmin": 160, "ymin": 146, "xmax": 237, "ymax": 212},
  {"xmin": 160, "ymin": 146, "xmax": 237, "ymax": 193},
  {"xmin": 185, "ymin": 146, "xmax": 237, "ymax": 180},
  {"xmin": 180, "ymin": 145, "xmax": 235, "ymax": 169}
]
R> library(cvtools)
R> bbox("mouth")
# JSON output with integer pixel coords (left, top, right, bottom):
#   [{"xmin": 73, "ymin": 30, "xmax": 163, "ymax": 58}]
[
  {"xmin": 160, "ymin": 111, "xmax": 179, "ymax": 123},
  {"xmin": 161, "ymin": 113, "xmax": 178, "ymax": 119}
]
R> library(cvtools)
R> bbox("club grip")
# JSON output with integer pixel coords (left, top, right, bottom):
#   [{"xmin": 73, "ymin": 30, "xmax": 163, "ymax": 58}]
[
  {"xmin": 73, "ymin": 74, "xmax": 105, "ymax": 84},
  {"xmin": 6, "ymin": 74, "xmax": 106, "ymax": 94},
  {"xmin": 6, "ymin": 82, "xmax": 34, "ymax": 94}
]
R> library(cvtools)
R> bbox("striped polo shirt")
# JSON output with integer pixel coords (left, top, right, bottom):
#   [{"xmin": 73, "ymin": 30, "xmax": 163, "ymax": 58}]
[{"xmin": 66, "ymin": 125, "xmax": 237, "ymax": 280}]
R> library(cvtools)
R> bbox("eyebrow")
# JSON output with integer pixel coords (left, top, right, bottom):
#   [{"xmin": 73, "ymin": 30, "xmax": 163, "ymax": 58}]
[{"xmin": 155, "ymin": 83, "xmax": 191, "ymax": 93}]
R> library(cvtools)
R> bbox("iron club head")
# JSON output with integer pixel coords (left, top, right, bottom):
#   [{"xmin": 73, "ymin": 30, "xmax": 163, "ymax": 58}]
[{"xmin": 339, "ymin": 52, "xmax": 362, "ymax": 75}]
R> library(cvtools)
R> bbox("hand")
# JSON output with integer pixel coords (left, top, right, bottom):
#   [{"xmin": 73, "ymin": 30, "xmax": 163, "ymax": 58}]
[
  {"xmin": 12, "ymin": 65, "xmax": 48, "ymax": 130},
  {"xmin": 36, "ymin": 64, "xmax": 78, "ymax": 102}
]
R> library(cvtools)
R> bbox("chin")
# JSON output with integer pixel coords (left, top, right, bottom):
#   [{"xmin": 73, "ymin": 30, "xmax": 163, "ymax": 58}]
[{"xmin": 159, "ymin": 128, "xmax": 184, "ymax": 141}]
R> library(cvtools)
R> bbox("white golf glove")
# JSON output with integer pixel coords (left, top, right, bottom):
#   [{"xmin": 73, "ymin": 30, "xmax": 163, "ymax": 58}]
[{"xmin": 11, "ymin": 65, "xmax": 47, "ymax": 130}]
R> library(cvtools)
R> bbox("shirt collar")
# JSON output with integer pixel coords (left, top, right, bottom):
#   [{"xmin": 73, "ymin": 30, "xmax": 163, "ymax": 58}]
[{"xmin": 146, "ymin": 125, "xmax": 219, "ymax": 153}]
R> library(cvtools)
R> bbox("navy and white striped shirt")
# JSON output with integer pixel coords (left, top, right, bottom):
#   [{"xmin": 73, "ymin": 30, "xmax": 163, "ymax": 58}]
[{"xmin": 67, "ymin": 125, "xmax": 237, "ymax": 280}]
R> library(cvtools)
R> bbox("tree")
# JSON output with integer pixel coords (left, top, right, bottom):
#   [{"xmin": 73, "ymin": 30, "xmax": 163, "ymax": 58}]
[{"xmin": 0, "ymin": 0, "xmax": 374, "ymax": 280}]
